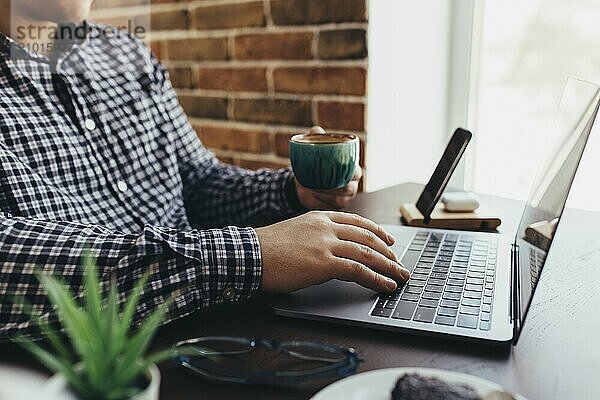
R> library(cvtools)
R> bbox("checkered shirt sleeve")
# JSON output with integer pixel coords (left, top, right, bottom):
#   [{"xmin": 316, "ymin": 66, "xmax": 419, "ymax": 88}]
[
  {"xmin": 0, "ymin": 23, "xmax": 301, "ymax": 339},
  {"xmin": 0, "ymin": 212, "xmax": 262, "ymax": 338}
]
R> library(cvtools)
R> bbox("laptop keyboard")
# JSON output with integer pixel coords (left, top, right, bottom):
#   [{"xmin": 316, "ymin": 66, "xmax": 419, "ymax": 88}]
[{"xmin": 370, "ymin": 231, "xmax": 498, "ymax": 331}]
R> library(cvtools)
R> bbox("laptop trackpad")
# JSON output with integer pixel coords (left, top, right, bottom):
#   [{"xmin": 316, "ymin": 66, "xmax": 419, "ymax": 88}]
[{"xmin": 273, "ymin": 280, "xmax": 377, "ymax": 318}]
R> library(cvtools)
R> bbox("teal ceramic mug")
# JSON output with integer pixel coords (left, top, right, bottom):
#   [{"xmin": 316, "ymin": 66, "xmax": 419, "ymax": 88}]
[{"xmin": 289, "ymin": 133, "xmax": 359, "ymax": 190}]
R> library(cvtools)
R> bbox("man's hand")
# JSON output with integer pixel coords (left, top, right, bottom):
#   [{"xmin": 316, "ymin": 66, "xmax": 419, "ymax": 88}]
[
  {"xmin": 256, "ymin": 211, "xmax": 410, "ymax": 293},
  {"xmin": 295, "ymin": 126, "xmax": 361, "ymax": 210}
]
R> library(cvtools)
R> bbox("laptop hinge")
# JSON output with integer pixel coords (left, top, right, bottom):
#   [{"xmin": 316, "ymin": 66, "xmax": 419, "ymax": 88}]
[{"xmin": 511, "ymin": 243, "xmax": 521, "ymax": 344}]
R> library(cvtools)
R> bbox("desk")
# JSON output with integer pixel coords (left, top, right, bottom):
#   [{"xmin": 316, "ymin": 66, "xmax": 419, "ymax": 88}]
[{"xmin": 3, "ymin": 184, "xmax": 600, "ymax": 399}]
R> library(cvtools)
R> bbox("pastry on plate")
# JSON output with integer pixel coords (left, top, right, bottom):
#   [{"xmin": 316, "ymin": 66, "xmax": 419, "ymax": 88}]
[{"xmin": 391, "ymin": 373, "xmax": 481, "ymax": 400}]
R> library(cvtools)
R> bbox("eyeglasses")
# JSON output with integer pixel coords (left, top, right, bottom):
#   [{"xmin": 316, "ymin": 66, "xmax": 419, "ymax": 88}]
[{"xmin": 173, "ymin": 336, "xmax": 363, "ymax": 385}]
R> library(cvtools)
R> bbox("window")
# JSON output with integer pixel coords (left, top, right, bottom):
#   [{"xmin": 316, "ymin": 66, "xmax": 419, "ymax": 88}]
[
  {"xmin": 367, "ymin": 1, "xmax": 453, "ymax": 192},
  {"xmin": 468, "ymin": 0, "xmax": 600, "ymax": 200},
  {"xmin": 367, "ymin": 1, "xmax": 600, "ymax": 199}
]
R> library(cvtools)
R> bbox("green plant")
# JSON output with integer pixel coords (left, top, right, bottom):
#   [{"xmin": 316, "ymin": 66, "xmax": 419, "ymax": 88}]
[{"xmin": 18, "ymin": 255, "xmax": 177, "ymax": 400}]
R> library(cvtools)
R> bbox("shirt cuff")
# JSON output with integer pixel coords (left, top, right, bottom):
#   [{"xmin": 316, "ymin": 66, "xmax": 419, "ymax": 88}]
[
  {"xmin": 196, "ymin": 226, "xmax": 263, "ymax": 307},
  {"xmin": 271, "ymin": 167, "xmax": 307, "ymax": 215}
]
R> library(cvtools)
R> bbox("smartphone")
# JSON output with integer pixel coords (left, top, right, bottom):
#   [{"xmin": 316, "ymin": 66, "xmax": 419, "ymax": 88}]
[{"xmin": 416, "ymin": 128, "xmax": 472, "ymax": 224}]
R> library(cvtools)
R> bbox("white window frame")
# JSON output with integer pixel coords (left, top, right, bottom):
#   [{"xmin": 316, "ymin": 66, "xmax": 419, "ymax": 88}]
[
  {"xmin": 366, "ymin": 0, "xmax": 481, "ymax": 193},
  {"xmin": 445, "ymin": 0, "xmax": 480, "ymax": 191}
]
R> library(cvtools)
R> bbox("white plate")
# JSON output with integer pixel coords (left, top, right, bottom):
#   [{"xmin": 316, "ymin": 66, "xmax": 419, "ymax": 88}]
[
  {"xmin": 0, "ymin": 364, "xmax": 48, "ymax": 400},
  {"xmin": 311, "ymin": 367, "xmax": 526, "ymax": 400}
]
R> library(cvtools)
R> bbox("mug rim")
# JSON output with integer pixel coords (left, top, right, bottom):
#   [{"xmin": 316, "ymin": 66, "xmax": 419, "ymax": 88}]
[{"xmin": 289, "ymin": 133, "xmax": 358, "ymax": 145}]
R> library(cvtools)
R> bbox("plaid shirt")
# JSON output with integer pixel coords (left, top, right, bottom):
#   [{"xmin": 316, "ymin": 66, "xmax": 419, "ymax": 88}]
[{"xmin": 0, "ymin": 22, "xmax": 299, "ymax": 338}]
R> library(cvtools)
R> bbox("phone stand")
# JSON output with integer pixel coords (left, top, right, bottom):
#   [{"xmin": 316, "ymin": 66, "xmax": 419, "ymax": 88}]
[
  {"xmin": 400, "ymin": 203, "xmax": 501, "ymax": 231},
  {"xmin": 403, "ymin": 128, "xmax": 501, "ymax": 231}
]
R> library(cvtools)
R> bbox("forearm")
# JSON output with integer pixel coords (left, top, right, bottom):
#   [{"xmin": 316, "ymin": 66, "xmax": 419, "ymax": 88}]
[
  {"xmin": 184, "ymin": 162, "xmax": 304, "ymax": 228},
  {"xmin": 0, "ymin": 212, "xmax": 261, "ymax": 339}
]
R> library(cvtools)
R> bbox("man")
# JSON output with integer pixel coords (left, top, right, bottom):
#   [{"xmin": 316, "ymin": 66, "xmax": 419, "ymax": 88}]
[{"xmin": 0, "ymin": 0, "xmax": 409, "ymax": 337}]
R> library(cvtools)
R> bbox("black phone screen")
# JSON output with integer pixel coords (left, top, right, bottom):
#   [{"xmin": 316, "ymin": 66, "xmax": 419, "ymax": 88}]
[{"xmin": 416, "ymin": 128, "xmax": 472, "ymax": 223}]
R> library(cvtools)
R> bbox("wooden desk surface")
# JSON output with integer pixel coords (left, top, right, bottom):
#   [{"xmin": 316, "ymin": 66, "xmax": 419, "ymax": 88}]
[{"xmin": 3, "ymin": 183, "xmax": 600, "ymax": 399}]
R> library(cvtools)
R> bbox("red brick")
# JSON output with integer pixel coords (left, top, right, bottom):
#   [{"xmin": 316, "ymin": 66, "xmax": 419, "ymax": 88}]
[
  {"xmin": 234, "ymin": 32, "xmax": 313, "ymax": 60},
  {"xmin": 274, "ymin": 132, "xmax": 296, "ymax": 157},
  {"xmin": 318, "ymin": 29, "xmax": 367, "ymax": 60},
  {"xmin": 93, "ymin": 0, "xmax": 183, "ymax": 8},
  {"xmin": 93, "ymin": 0, "xmax": 146, "ymax": 8},
  {"xmin": 217, "ymin": 155, "xmax": 235, "ymax": 165},
  {"xmin": 198, "ymin": 126, "xmax": 270, "ymax": 153},
  {"xmin": 317, "ymin": 101, "xmax": 365, "ymax": 131},
  {"xmin": 192, "ymin": 124, "xmax": 201, "ymax": 138},
  {"xmin": 178, "ymin": 95, "xmax": 228, "ymax": 119},
  {"xmin": 273, "ymin": 67, "xmax": 366, "ymax": 95},
  {"xmin": 271, "ymin": 0, "xmax": 366, "ymax": 25},
  {"xmin": 197, "ymin": 68, "xmax": 268, "ymax": 92},
  {"xmin": 233, "ymin": 99, "xmax": 312, "ymax": 125},
  {"xmin": 166, "ymin": 38, "xmax": 229, "ymax": 61},
  {"xmin": 147, "ymin": 10, "xmax": 188, "ymax": 31},
  {"xmin": 168, "ymin": 67, "xmax": 193, "ymax": 89},
  {"xmin": 191, "ymin": 1, "xmax": 265, "ymax": 30},
  {"xmin": 92, "ymin": 15, "xmax": 132, "ymax": 27},
  {"xmin": 148, "ymin": 41, "xmax": 162, "ymax": 59},
  {"xmin": 238, "ymin": 158, "xmax": 290, "ymax": 170}
]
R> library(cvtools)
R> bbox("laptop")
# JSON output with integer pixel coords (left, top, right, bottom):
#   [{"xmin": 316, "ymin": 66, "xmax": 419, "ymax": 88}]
[{"xmin": 274, "ymin": 79, "xmax": 600, "ymax": 345}]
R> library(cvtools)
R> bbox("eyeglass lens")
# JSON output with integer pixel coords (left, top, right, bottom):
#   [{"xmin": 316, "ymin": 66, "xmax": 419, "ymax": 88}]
[{"xmin": 184, "ymin": 339, "xmax": 348, "ymax": 379}]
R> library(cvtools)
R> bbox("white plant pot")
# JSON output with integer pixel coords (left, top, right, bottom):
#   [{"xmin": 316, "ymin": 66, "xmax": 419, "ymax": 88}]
[
  {"xmin": 41, "ymin": 363, "xmax": 161, "ymax": 400},
  {"xmin": 0, "ymin": 364, "xmax": 50, "ymax": 400}
]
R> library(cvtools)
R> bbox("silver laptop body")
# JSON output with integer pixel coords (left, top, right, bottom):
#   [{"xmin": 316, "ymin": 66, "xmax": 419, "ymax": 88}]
[{"xmin": 273, "ymin": 78, "xmax": 600, "ymax": 345}]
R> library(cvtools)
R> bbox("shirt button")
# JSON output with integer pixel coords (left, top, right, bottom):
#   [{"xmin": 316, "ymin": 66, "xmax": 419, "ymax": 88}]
[
  {"xmin": 84, "ymin": 118, "xmax": 96, "ymax": 131},
  {"xmin": 222, "ymin": 288, "xmax": 236, "ymax": 300},
  {"xmin": 117, "ymin": 180, "xmax": 128, "ymax": 193}
]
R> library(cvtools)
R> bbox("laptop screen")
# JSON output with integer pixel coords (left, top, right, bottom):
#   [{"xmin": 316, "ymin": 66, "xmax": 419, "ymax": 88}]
[{"xmin": 513, "ymin": 78, "xmax": 600, "ymax": 341}]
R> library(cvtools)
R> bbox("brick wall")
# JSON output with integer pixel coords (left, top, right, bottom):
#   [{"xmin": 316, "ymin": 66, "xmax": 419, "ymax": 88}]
[{"xmin": 91, "ymin": 0, "xmax": 368, "ymax": 175}]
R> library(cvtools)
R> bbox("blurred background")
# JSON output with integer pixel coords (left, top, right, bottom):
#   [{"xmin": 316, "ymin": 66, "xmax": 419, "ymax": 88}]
[{"xmin": 91, "ymin": 0, "xmax": 600, "ymax": 202}]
